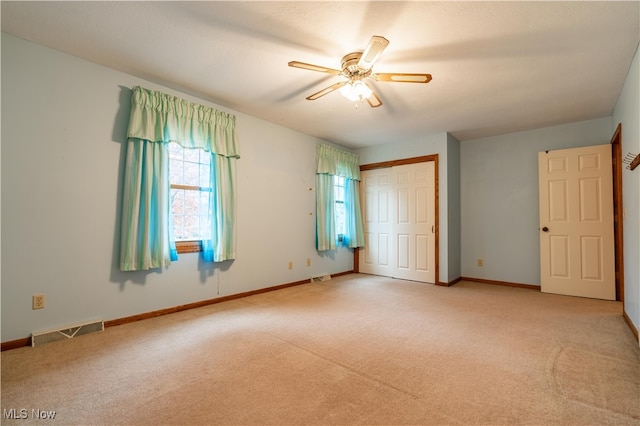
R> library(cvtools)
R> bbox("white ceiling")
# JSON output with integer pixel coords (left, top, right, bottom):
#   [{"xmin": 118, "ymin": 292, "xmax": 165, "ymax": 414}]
[{"xmin": 2, "ymin": 1, "xmax": 639, "ymax": 149}]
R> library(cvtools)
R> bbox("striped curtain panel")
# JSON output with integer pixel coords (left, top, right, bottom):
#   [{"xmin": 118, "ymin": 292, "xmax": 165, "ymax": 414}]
[
  {"xmin": 316, "ymin": 173, "xmax": 336, "ymax": 251},
  {"xmin": 202, "ymin": 153, "xmax": 237, "ymax": 262},
  {"xmin": 343, "ymin": 177, "xmax": 365, "ymax": 248},
  {"xmin": 119, "ymin": 139, "xmax": 175, "ymax": 271},
  {"xmin": 120, "ymin": 86, "xmax": 239, "ymax": 271}
]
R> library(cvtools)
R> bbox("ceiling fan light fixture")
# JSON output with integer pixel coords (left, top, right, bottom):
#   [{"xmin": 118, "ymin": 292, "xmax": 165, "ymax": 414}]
[
  {"xmin": 339, "ymin": 80, "xmax": 372, "ymax": 102},
  {"xmin": 289, "ymin": 35, "xmax": 430, "ymax": 108}
]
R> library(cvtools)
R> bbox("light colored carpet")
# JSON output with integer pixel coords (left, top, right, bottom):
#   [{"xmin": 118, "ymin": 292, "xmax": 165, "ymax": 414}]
[{"xmin": 2, "ymin": 274, "xmax": 638, "ymax": 425}]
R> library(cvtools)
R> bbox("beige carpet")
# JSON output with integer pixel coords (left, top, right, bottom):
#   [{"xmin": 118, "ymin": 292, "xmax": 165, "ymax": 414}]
[{"xmin": 2, "ymin": 274, "xmax": 638, "ymax": 425}]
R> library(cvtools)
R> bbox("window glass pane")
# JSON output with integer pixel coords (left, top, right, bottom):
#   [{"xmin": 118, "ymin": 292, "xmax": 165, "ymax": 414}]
[
  {"xmin": 173, "ymin": 215, "xmax": 185, "ymax": 241},
  {"xmin": 169, "ymin": 143, "xmax": 212, "ymax": 242},
  {"xmin": 183, "ymin": 147, "xmax": 200, "ymax": 162},
  {"xmin": 169, "ymin": 142, "xmax": 184, "ymax": 159},
  {"xmin": 171, "ymin": 188, "xmax": 185, "ymax": 215},
  {"xmin": 172, "ymin": 189, "xmax": 212, "ymax": 241},
  {"xmin": 171, "ymin": 189, "xmax": 186, "ymax": 241},
  {"xmin": 183, "ymin": 161, "xmax": 200, "ymax": 187},
  {"xmin": 334, "ymin": 176, "xmax": 345, "ymax": 202},
  {"xmin": 183, "ymin": 190, "xmax": 200, "ymax": 215},
  {"xmin": 183, "ymin": 215, "xmax": 199, "ymax": 240},
  {"xmin": 169, "ymin": 158, "xmax": 184, "ymax": 183}
]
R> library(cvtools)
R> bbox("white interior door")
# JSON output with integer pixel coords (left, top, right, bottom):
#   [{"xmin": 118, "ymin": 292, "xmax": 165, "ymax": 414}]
[
  {"xmin": 538, "ymin": 144, "xmax": 615, "ymax": 300},
  {"xmin": 359, "ymin": 162, "xmax": 435, "ymax": 283},
  {"xmin": 359, "ymin": 168, "xmax": 394, "ymax": 278}
]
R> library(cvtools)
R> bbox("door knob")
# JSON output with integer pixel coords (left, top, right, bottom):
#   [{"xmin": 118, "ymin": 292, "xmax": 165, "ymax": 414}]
[{"xmin": 541, "ymin": 226, "xmax": 549, "ymax": 232}]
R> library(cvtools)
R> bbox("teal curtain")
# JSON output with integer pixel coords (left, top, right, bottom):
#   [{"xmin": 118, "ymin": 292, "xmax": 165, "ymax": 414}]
[
  {"xmin": 316, "ymin": 173, "xmax": 336, "ymax": 251},
  {"xmin": 120, "ymin": 86, "xmax": 239, "ymax": 271},
  {"xmin": 315, "ymin": 144, "xmax": 364, "ymax": 251},
  {"xmin": 344, "ymin": 178, "xmax": 365, "ymax": 248},
  {"xmin": 119, "ymin": 139, "xmax": 176, "ymax": 271},
  {"xmin": 203, "ymin": 153, "xmax": 236, "ymax": 262}
]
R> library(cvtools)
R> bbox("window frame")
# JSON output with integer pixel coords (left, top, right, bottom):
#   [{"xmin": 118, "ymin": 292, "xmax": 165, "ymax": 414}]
[
  {"xmin": 175, "ymin": 240, "xmax": 202, "ymax": 254},
  {"xmin": 169, "ymin": 143, "xmax": 212, "ymax": 254}
]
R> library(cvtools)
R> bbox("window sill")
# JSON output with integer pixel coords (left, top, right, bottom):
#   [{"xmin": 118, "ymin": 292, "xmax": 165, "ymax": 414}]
[{"xmin": 175, "ymin": 240, "xmax": 202, "ymax": 254}]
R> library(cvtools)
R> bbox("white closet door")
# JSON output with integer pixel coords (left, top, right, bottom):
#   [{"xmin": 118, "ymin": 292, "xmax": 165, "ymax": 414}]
[
  {"xmin": 359, "ymin": 168, "xmax": 394, "ymax": 278},
  {"xmin": 359, "ymin": 162, "xmax": 435, "ymax": 283}
]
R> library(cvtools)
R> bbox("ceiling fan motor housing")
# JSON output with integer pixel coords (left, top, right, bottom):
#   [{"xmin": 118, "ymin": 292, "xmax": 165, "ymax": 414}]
[{"xmin": 341, "ymin": 52, "xmax": 371, "ymax": 78}]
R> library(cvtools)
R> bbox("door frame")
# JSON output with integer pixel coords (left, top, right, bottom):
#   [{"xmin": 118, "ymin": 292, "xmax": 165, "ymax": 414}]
[
  {"xmin": 354, "ymin": 154, "xmax": 441, "ymax": 285},
  {"xmin": 610, "ymin": 123, "xmax": 624, "ymax": 302}
]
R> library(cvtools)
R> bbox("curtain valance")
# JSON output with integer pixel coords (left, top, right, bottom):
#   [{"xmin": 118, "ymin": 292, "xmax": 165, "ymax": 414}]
[
  {"xmin": 127, "ymin": 86, "xmax": 239, "ymax": 158},
  {"xmin": 316, "ymin": 144, "xmax": 361, "ymax": 180}
]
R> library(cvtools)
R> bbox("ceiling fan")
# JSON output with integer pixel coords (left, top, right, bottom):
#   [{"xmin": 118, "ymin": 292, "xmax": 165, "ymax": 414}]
[{"xmin": 288, "ymin": 36, "xmax": 432, "ymax": 108}]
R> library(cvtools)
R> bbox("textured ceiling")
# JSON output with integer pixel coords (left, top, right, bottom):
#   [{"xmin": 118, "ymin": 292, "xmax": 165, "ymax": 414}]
[{"xmin": 2, "ymin": 1, "xmax": 639, "ymax": 148}]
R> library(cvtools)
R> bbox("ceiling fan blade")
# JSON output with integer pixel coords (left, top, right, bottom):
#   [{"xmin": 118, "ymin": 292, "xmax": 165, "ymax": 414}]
[
  {"xmin": 373, "ymin": 73, "xmax": 432, "ymax": 83},
  {"xmin": 288, "ymin": 61, "xmax": 342, "ymax": 75},
  {"xmin": 363, "ymin": 82, "xmax": 382, "ymax": 108},
  {"xmin": 306, "ymin": 81, "xmax": 346, "ymax": 100},
  {"xmin": 366, "ymin": 91, "xmax": 383, "ymax": 108},
  {"xmin": 357, "ymin": 36, "xmax": 389, "ymax": 71}
]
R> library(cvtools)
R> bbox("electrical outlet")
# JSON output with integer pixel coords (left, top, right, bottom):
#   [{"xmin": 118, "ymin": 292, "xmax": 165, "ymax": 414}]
[
  {"xmin": 288, "ymin": 261, "xmax": 293, "ymax": 270},
  {"xmin": 477, "ymin": 259, "xmax": 484, "ymax": 267},
  {"xmin": 32, "ymin": 294, "xmax": 46, "ymax": 310},
  {"xmin": 306, "ymin": 258, "xmax": 311, "ymax": 267}
]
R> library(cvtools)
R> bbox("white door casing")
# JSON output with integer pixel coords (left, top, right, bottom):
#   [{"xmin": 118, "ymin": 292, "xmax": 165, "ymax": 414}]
[
  {"xmin": 538, "ymin": 144, "xmax": 615, "ymax": 300},
  {"xmin": 359, "ymin": 162, "xmax": 436, "ymax": 283}
]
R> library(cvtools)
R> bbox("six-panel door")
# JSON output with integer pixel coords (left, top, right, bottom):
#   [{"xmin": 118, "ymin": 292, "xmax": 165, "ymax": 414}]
[
  {"xmin": 359, "ymin": 162, "xmax": 435, "ymax": 284},
  {"xmin": 538, "ymin": 144, "xmax": 615, "ymax": 300}
]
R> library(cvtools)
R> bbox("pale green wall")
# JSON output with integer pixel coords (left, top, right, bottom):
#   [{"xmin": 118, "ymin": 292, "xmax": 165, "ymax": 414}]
[
  {"xmin": 612, "ymin": 43, "xmax": 640, "ymax": 331},
  {"xmin": 460, "ymin": 117, "xmax": 613, "ymax": 285},
  {"xmin": 1, "ymin": 33, "xmax": 353, "ymax": 342}
]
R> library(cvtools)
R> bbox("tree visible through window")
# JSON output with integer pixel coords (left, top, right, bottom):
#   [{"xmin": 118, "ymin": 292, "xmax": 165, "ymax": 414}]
[
  {"xmin": 334, "ymin": 175, "xmax": 346, "ymax": 242},
  {"xmin": 169, "ymin": 142, "xmax": 211, "ymax": 247}
]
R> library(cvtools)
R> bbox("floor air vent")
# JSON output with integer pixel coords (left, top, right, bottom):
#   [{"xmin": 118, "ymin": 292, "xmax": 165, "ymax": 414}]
[
  {"xmin": 310, "ymin": 274, "xmax": 331, "ymax": 283},
  {"xmin": 32, "ymin": 320, "xmax": 104, "ymax": 347}
]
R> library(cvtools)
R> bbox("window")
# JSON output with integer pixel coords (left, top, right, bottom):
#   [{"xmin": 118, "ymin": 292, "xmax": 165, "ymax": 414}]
[
  {"xmin": 168, "ymin": 142, "xmax": 211, "ymax": 253},
  {"xmin": 120, "ymin": 86, "xmax": 238, "ymax": 271},
  {"xmin": 334, "ymin": 175, "xmax": 346, "ymax": 242}
]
